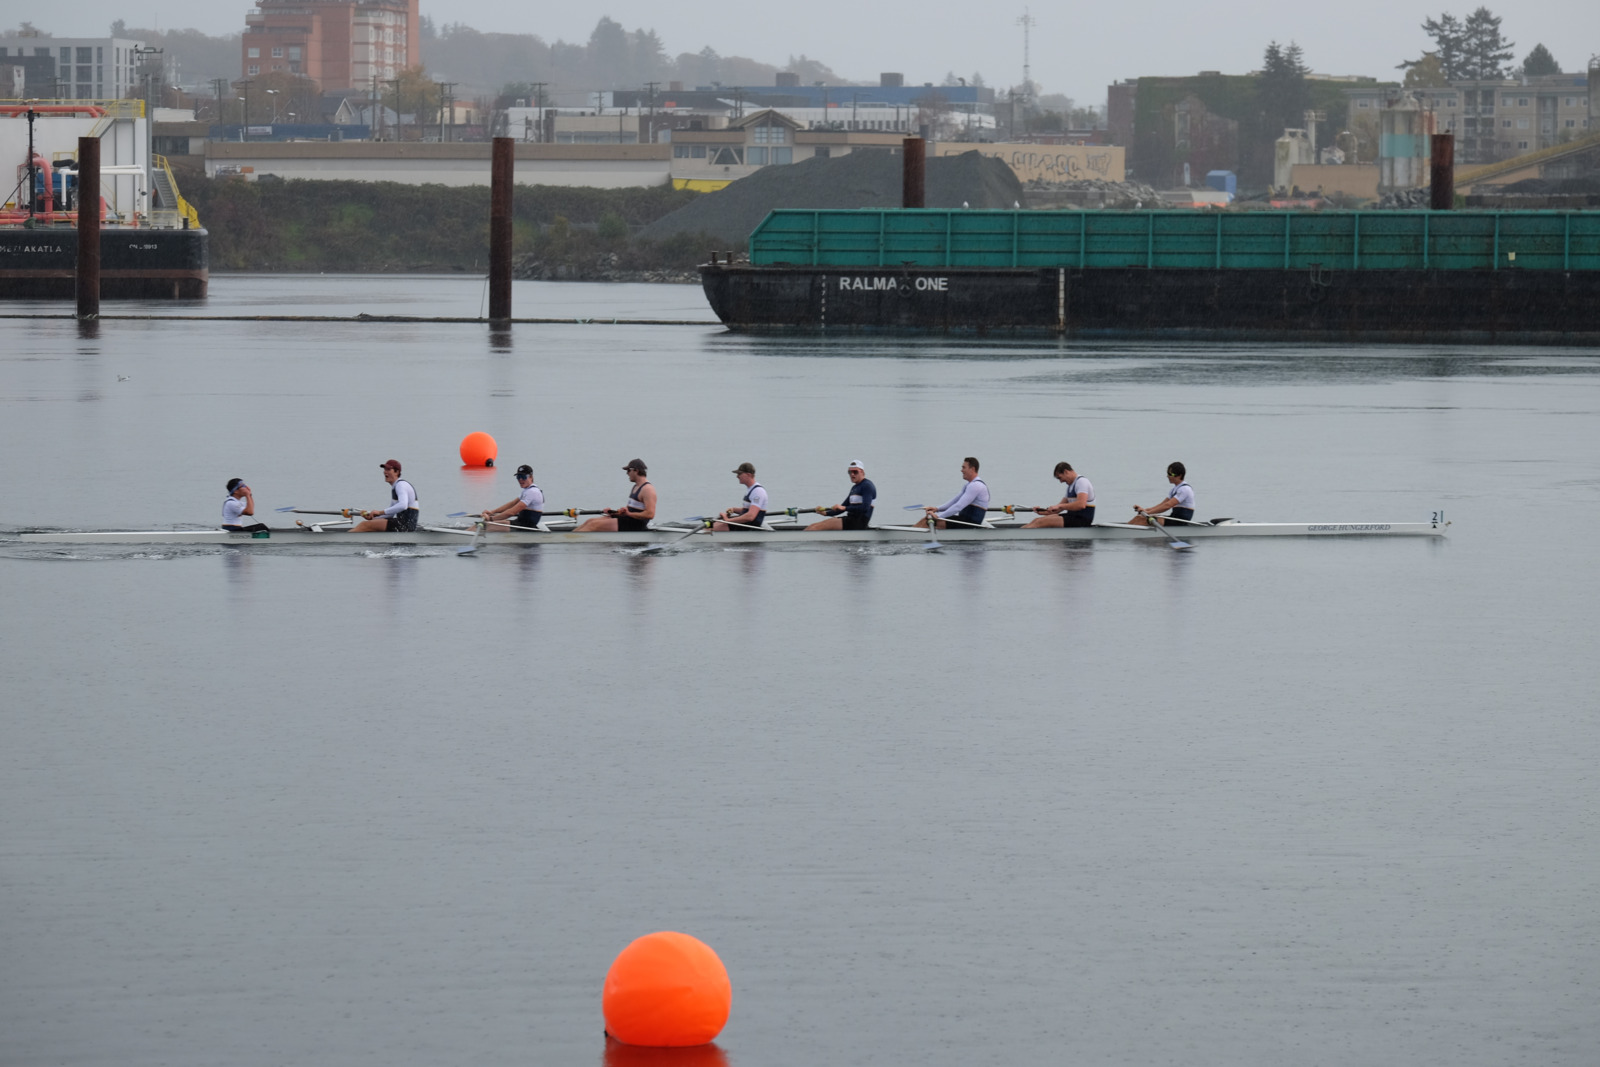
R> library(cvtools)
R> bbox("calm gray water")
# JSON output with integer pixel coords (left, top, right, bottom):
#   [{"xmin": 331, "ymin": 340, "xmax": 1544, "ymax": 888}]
[{"xmin": 3, "ymin": 276, "xmax": 1598, "ymax": 1067}]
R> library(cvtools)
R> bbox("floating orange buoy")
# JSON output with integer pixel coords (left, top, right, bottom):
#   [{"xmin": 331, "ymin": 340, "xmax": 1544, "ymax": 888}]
[
  {"xmin": 603, "ymin": 931, "xmax": 731, "ymax": 1047},
  {"xmin": 459, "ymin": 431, "xmax": 497, "ymax": 467}
]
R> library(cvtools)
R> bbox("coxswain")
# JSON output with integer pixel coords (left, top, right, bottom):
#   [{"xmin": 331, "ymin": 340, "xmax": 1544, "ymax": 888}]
[
  {"xmin": 220, "ymin": 477, "xmax": 267, "ymax": 532},
  {"xmin": 577, "ymin": 458, "xmax": 656, "ymax": 532},
  {"xmin": 712, "ymin": 462, "xmax": 768, "ymax": 531},
  {"xmin": 1129, "ymin": 462, "xmax": 1194, "ymax": 526},
  {"xmin": 350, "ymin": 459, "xmax": 419, "ymax": 532},
  {"xmin": 1024, "ymin": 462, "xmax": 1096, "ymax": 528},
  {"xmin": 806, "ymin": 460, "xmax": 876, "ymax": 531},
  {"xmin": 916, "ymin": 456, "xmax": 990, "ymax": 529},
  {"xmin": 483, "ymin": 464, "xmax": 544, "ymax": 530}
]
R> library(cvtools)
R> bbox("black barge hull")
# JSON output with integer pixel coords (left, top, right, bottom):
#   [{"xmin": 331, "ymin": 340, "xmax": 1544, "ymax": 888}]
[
  {"xmin": 0, "ymin": 227, "xmax": 208, "ymax": 300},
  {"xmin": 700, "ymin": 264, "xmax": 1600, "ymax": 345}
]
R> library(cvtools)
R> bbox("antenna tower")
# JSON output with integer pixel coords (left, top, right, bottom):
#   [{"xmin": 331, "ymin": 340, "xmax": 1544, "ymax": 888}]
[{"xmin": 1017, "ymin": 7, "xmax": 1036, "ymax": 101}]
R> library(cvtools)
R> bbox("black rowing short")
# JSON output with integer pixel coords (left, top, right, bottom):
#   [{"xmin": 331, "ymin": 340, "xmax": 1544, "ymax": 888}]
[
  {"xmin": 616, "ymin": 513, "xmax": 650, "ymax": 532},
  {"xmin": 509, "ymin": 511, "xmax": 542, "ymax": 529},
  {"xmin": 1064, "ymin": 508, "xmax": 1095, "ymax": 527},
  {"xmin": 842, "ymin": 511, "xmax": 872, "ymax": 531},
  {"xmin": 1169, "ymin": 507, "xmax": 1195, "ymax": 523},
  {"xmin": 384, "ymin": 509, "xmax": 419, "ymax": 532},
  {"xmin": 222, "ymin": 523, "xmax": 269, "ymax": 533},
  {"xmin": 944, "ymin": 504, "xmax": 987, "ymax": 527}
]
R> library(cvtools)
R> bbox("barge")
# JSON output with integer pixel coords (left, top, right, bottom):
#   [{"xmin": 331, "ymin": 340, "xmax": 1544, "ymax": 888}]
[
  {"xmin": 2, "ymin": 101, "xmax": 207, "ymax": 299},
  {"xmin": 699, "ymin": 208, "xmax": 1600, "ymax": 344}
]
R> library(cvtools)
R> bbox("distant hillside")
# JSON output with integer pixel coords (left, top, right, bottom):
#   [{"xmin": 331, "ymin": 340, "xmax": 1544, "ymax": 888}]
[{"xmin": 639, "ymin": 151, "xmax": 1025, "ymax": 247}]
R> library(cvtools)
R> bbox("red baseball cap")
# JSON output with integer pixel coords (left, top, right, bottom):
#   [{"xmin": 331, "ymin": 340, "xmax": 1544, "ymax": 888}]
[{"xmin": 380, "ymin": 459, "xmax": 402, "ymax": 472}]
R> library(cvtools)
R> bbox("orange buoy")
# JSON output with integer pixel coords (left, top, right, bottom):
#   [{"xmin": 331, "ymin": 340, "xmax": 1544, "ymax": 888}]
[
  {"xmin": 602, "ymin": 931, "xmax": 731, "ymax": 1047},
  {"xmin": 459, "ymin": 431, "xmax": 497, "ymax": 467}
]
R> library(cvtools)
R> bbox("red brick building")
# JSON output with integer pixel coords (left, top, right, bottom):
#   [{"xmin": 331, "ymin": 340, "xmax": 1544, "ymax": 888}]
[{"xmin": 241, "ymin": 0, "xmax": 420, "ymax": 91}]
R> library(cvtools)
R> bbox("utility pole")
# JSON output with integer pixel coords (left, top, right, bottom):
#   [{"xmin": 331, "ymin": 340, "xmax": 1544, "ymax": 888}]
[
  {"xmin": 531, "ymin": 82, "xmax": 547, "ymax": 143},
  {"xmin": 438, "ymin": 81, "xmax": 456, "ymax": 142},
  {"xmin": 644, "ymin": 80, "xmax": 659, "ymax": 144},
  {"xmin": 388, "ymin": 78, "xmax": 402, "ymax": 140},
  {"xmin": 238, "ymin": 77, "xmax": 253, "ymax": 141},
  {"xmin": 211, "ymin": 77, "xmax": 228, "ymax": 122}
]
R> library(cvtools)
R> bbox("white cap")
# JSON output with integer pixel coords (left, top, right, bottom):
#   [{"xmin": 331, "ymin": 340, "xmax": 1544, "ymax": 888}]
[{"xmin": 847, "ymin": 459, "xmax": 865, "ymax": 471}]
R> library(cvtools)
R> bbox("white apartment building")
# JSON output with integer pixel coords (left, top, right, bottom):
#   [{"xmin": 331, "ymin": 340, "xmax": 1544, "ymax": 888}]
[{"xmin": 0, "ymin": 36, "xmax": 147, "ymax": 100}]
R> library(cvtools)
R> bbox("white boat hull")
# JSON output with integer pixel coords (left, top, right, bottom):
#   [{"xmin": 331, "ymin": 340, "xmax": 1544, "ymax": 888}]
[{"xmin": 11, "ymin": 519, "xmax": 1449, "ymax": 547}]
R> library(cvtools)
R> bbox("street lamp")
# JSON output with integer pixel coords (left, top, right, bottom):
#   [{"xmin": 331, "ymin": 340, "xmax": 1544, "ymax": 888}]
[{"xmin": 264, "ymin": 88, "xmax": 280, "ymax": 123}]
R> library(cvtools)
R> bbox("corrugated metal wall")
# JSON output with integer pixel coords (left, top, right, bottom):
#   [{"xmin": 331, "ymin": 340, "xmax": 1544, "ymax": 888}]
[{"xmin": 749, "ymin": 209, "xmax": 1600, "ymax": 272}]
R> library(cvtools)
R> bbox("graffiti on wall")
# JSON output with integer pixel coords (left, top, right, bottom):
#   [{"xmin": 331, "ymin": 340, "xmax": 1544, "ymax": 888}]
[{"xmin": 933, "ymin": 143, "xmax": 1126, "ymax": 183}]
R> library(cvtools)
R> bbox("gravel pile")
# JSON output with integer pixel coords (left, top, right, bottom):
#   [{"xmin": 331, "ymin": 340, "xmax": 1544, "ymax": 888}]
[
  {"xmin": 1022, "ymin": 177, "xmax": 1165, "ymax": 210},
  {"xmin": 638, "ymin": 149, "xmax": 1024, "ymax": 246}
]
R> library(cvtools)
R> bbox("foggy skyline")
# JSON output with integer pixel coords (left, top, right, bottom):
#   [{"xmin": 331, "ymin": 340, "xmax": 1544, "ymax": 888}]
[{"xmin": 13, "ymin": 1, "xmax": 1596, "ymax": 104}]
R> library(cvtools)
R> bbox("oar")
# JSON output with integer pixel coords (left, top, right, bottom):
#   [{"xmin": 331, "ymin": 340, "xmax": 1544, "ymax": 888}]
[
  {"xmin": 638, "ymin": 520, "xmax": 710, "ymax": 554},
  {"xmin": 276, "ymin": 507, "xmax": 355, "ymax": 516},
  {"xmin": 295, "ymin": 518, "xmax": 353, "ymax": 531},
  {"xmin": 455, "ymin": 521, "xmax": 489, "ymax": 556},
  {"xmin": 1146, "ymin": 517, "xmax": 1193, "ymax": 551}
]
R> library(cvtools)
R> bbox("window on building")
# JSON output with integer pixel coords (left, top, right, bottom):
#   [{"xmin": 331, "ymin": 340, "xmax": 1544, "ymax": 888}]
[
  {"xmin": 1502, "ymin": 118, "xmax": 1512, "ymax": 127},
  {"xmin": 78, "ymin": 47, "xmax": 92, "ymax": 63},
  {"xmin": 272, "ymin": 47, "xmax": 283, "ymax": 58},
  {"xmin": 747, "ymin": 146, "xmax": 767, "ymax": 164},
  {"xmin": 1357, "ymin": 99, "xmax": 1370, "ymax": 108},
  {"xmin": 1517, "ymin": 140, "xmax": 1529, "ymax": 149},
  {"xmin": 1517, "ymin": 118, "xmax": 1530, "ymax": 128},
  {"xmin": 673, "ymin": 144, "xmax": 689, "ymax": 157},
  {"xmin": 691, "ymin": 145, "xmax": 705, "ymax": 158},
  {"xmin": 288, "ymin": 46, "xmax": 301, "ymax": 60},
  {"xmin": 771, "ymin": 147, "xmax": 793, "ymax": 164},
  {"xmin": 814, "ymin": 146, "xmax": 831, "ymax": 158},
  {"xmin": 248, "ymin": 64, "xmax": 260, "ymax": 75},
  {"xmin": 248, "ymin": 47, "xmax": 259, "ymax": 58},
  {"xmin": 1501, "ymin": 96, "xmax": 1511, "ymax": 105},
  {"xmin": 711, "ymin": 146, "xmax": 743, "ymax": 164},
  {"xmin": 1518, "ymin": 97, "xmax": 1528, "ymax": 106},
  {"xmin": 1566, "ymin": 118, "xmax": 1577, "ymax": 127},
  {"xmin": 1564, "ymin": 97, "xmax": 1574, "ymax": 106}
]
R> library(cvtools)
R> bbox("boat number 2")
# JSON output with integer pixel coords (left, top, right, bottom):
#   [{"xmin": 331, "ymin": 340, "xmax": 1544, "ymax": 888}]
[{"xmin": 1431, "ymin": 510, "xmax": 1445, "ymax": 524}]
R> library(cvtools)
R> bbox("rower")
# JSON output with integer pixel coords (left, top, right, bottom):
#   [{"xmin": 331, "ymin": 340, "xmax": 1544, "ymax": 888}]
[
  {"xmin": 916, "ymin": 456, "xmax": 989, "ymax": 529},
  {"xmin": 220, "ymin": 477, "xmax": 267, "ymax": 532},
  {"xmin": 350, "ymin": 459, "xmax": 419, "ymax": 532},
  {"xmin": 1024, "ymin": 462, "xmax": 1095, "ymax": 528},
  {"xmin": 483, "ymin": 464, "xmax": 544, "ymax": 530},
  {"xmin": 807, "ymin": 459, "xmax": 876, "ymax": 531},
  {"xmin": 576, "ymin": 458, "xmax": 656, "ymax": 532},
  {"xmin": 1129, "ymin": 462, "xmax": 1194, "ymax": 527},
  {"xmin": 713, "ymin": 462, "xmax": 768, "ymax": 531}
]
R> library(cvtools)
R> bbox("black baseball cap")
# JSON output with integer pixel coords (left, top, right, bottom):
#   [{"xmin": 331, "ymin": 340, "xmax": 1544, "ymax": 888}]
[
  {"xmin": 622, "ymin": 458, "xmax": 647, "ymax": 473},
  {"xmin": 515, "ymin": 464, "xmax": 534, "ymax": 478}
]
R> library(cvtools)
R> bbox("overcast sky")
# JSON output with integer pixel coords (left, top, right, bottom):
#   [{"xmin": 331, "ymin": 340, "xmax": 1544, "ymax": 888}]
[{"xmin": 25, "ymin": 1, "xmax": 1599, "ymax": 103}]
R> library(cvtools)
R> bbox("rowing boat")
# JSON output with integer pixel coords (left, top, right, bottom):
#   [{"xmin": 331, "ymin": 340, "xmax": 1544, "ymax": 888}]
[{"xmin": 10, "ymin": 517, "xmax": 1449, "ymax": 546}]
